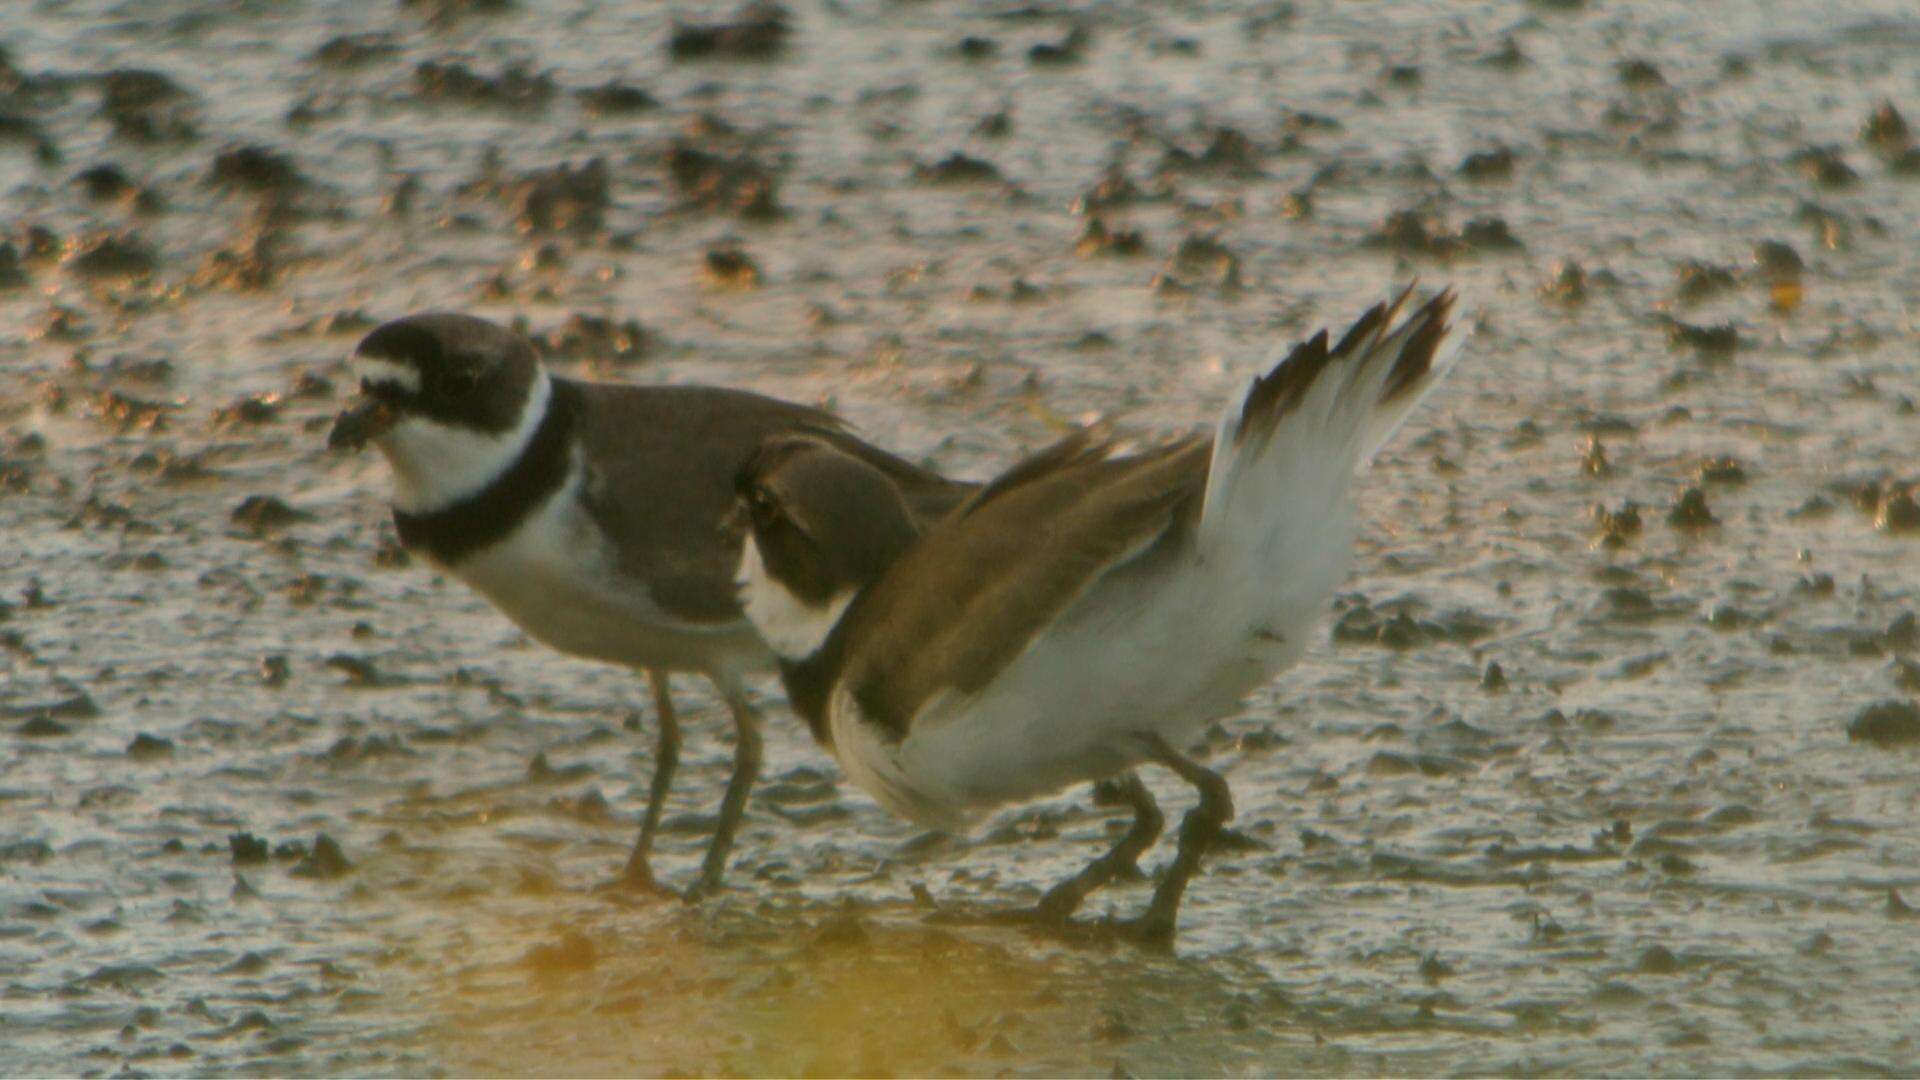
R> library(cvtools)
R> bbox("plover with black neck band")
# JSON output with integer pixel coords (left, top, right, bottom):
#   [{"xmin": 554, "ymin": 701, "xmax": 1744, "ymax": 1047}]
[
  {"xmin": 731, "ymin": 287, "xmax": 1463, "ymax": 942},
  {"xmin": 328, "ymin": 311, "xmax": 971, "ymax": 898}
]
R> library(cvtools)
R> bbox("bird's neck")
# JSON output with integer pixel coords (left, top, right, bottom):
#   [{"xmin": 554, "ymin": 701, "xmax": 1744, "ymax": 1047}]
[
  {"xmin": 390, "ymin": 376, "xmax": 577, "ymax": 566},
  {"xmin": 384, "ymin": 371, "xmax": 553, "ymax": 516}
]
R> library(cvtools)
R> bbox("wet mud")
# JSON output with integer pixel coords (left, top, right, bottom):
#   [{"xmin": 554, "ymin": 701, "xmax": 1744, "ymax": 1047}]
[{"xmin": 4, "ymin": 1, "xmax": 1920, "ymax": 1075}]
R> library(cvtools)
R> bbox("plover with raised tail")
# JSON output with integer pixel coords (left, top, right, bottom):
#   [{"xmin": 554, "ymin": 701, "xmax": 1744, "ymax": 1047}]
[
  {"xmin": 328, "ymin": 312, "xmax": 971, "ymax": 897},
  {"xmin": 730, "ymin": 288, "xmax": 1462, "ymax": 941}
]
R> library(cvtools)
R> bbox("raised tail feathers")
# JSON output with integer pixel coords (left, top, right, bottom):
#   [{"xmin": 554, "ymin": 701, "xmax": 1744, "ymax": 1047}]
[{"xmin": 1202, "ymin": 287, "xmax": 1461, "ymax": 527}]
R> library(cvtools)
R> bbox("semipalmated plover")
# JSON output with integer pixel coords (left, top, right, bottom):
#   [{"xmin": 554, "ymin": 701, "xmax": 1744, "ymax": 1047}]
[
  {"xmin": 731, "ymin": 287, "xmax": 1462, "ymax": 941},
  {"xmin": 328, "ymin": 312, "xmax": 970, "ymax": 896}
]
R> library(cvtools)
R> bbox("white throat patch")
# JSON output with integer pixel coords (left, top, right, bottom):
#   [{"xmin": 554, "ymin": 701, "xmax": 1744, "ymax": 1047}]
[
  {"xmin": 735, "ymin": 533, "xmax": 853, "ymax": 661},
  {"xmin": 370, "ymin": 367, "xmax": 552, "ymax": 515}
]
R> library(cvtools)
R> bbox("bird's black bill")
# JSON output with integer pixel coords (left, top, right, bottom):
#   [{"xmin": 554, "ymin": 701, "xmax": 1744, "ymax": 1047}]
[{"xmin": 327, "ymin": 398, "xmax": 396, "ymax": 451}]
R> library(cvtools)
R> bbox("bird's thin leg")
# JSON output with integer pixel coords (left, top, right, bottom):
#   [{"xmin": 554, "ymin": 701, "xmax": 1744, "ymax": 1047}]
[
  {"xmin": 609, "ymin": 669, "xmax": 679, "ymax": 893},
  {"xmin": 1031, "ymin": 773, "xmax": 1164, "ymax": 924},
  {"xmin": 685, "ymin": 680, "xmax": 762, "ymax": 900},
  {"xmin": 1117, "ymin": 734, "xmax": 1234, "ymax": 948}
]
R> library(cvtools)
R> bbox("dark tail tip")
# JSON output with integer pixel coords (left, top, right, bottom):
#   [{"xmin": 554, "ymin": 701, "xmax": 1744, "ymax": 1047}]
[
  {"xmin": 1233, "ymin": 286, "xmax": 1457, "ymax": 448},
  {"xmin": 1234, "ymin": 329, "xmax": 1330, "ymax": 447},
  {"xmin": 1376, "ymin": 287, "xmax": 1457, "ymax": 406}
]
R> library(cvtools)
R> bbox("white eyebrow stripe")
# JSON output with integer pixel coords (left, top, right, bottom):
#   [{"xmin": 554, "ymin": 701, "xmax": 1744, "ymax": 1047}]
[{"xmin": 352, "ymin": 355, "xmax": 422, "ymax": 394}]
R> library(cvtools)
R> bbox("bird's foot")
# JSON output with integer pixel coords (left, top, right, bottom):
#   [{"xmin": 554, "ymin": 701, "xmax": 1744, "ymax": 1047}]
[
  {"xmin": 1101, "ymin": 911, "xmax": 1178, "ymax": 952},
  {"xmin": 594, "ymin": 860, "xmax": 675, "ymax": 901},
  {"xmin": 680, "ymin": 872, "xmax": 730, "ymax": 904}
]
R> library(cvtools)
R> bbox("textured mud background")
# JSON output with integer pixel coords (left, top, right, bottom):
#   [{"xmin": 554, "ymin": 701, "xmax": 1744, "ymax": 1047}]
[{"xmin": 5, "ymin": 0, "xmax": 1920, "ymax": 1075}]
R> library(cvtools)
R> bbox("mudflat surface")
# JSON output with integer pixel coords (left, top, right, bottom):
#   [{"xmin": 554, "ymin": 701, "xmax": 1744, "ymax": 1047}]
[{"xmin": 4, "ymin": 1, "xmax": 1920, "ymax": 1075}]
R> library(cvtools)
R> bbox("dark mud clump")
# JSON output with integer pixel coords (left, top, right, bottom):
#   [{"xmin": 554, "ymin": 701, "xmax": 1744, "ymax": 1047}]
[
  {"xmin": 231, "ymin": 495, "xmax": 310, "ymax": 534},
  {"xmin": 1861, "ymin": 101, "xmax": 1909, "ymax": 153},
  {"xmin": 230, "ymin": 833, "xmax": 270, "ymax": 865},
  {"xmin": 324, "ymin": 654, "xmax": 389, "ymax": 688},
  {"xmin": 1593, "ymin": 501, "xmax": 1641, "ymax": 547},
  {"xmin": 1365, "ymin": 209, "xmax": 1521, "ymax": 257},
  {"xmin": 208, "ymin": 144, "xmax": 306, "ymax": 195},
  {"xmin": 914, "ymin": 152, "xmax": 1003, "ymax": 185},
  {"xmin": 0, "ymin": 242, "xmax": 32, "ymax": 289},
  {"xmin": 1153, "ymin": 234, "xmax": 1241, "ymax": 294},
  {"xmin": 1674, "ymin": 260, "xmax": 1737, "ymax": 303},
  {"xmin": 1664, "ymin": 318, "xmax": 1740, "ymax": 360},
  {"xmin": 1, "ymin": 106, "xmax": 59, "ymax": 164},
  {"xmin": 73, "ymin": 163, "xmax": 163, "ymax": 212},
  {"xmin": 1876, "ymin": 488, "xmax": 1920, "ymax": 534},
  {"xmin": 1027, "ymin": 24, "xmax": 1089, "ymax": 66},
  {"xmin": 533, "ymin": 314, "xmax": 651, "ymax": 363},
  {"xmin": 576, "ymin": 80, "xmax": 657, "ymax": 115},
  {"xmin": 1331, "ymin": 597, "xmax": 1499, "ymax": 648},
  {"xmin": 63, "ymin": 231, "xmax": 159, "ymax": 280},
  {"xmin": 1159, "ymin": 126, "xmax": 1263, "ymax": 177},
  {"xmin": 1667, "ymin": 486, "xmax": 1717, "ymax": 529},
  {"xmin": 956, "ymin": 36, "xmax": 998, "ymax": 61},
  {"xmin": 86, "ymin": 390, "xmax": 173, "ymax": 433},
  {"xmin": 310, "ymin": 33, "xmax": 401, "ymax": 69},
  {"xmin": 669, "ymin": 3, "xmax": 790, "ymax": 62},
  {"xmin": 1459, "ymin": 216, "xmax": 1523, "ymax": 251},
  {"xmin": 414, "ymin": 59, "xmax": 555, "ymax": 110},
  {"xmin": 701, "ymin": 245, "xmax": 760, "ymax": 289},
  {"xmin": 971, "ymin": 108, "xmax": 1012, "ymax": 139},
  {"xmin": 1697, "ymin": 457, "xmax": 1747, "ymax": 485},
  {"xmin": 1478, "ymin": 34, "xmax": 1526, "ymax": 69},
  {"xmin": 461, "ymin": 158, "xmax": 609, "ymax": 236},
  {"xmin": 212, "ymin": 392, "xmax": 283, "ymax": 430},
  {"xmin": 1792, "ymin": 146, "xmax": 1859, "ymax": 189},
  {"xmin": 1636, "ymin": 945, "xmax": 1681, "ymax": 974},
  {"xmin": 195, "ymin": 209, "xmax": 294, "ymax": 291},
  {"xmin": 97, "ymin": 69, "xmax": 198, "ymax": 142},
  {"xmin": 1458, "ymin": 145, "xmax": 1515, "ymax": 181},
  {"xmin": 1753, "ymin": 239, "xmax": 1804, "ymax": 284},
  {"xmin": 667, "ymin": 142, "xmax": 781, "ymax": 219},
  {"xmin": 1076, "ymin": 217, "xmax": 1146, "ymax": 258},
  {"xmin": 1073, "ymin": 166, "xmax": 1145, "ymax": 214},
  {"xmin": 127, "ymin": 732, "xmax": 174, "ymax": 759},
  {"xmin": 1540, "ymin": 259, "xmax": 1588, "ymax": 304},
  {"xmin": 290, "ymin": 834, "xmax": 354, "ymax": 879},
  {"xmin": 1847, "ymin": 701, "xmax": 1920, "ymax": 748},
  {"xmin": 1616, "ymin": 59, "xmax": 1667, "ymax": 89},
  {"xmin": 1366, "ymin": 209, "xmax": 1457, "ymax": 257}
]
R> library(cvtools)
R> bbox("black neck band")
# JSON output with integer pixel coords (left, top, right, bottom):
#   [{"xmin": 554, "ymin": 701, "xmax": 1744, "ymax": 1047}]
[
  {"xmin": 778, "ymin": 656, "xmax": 836, "ymax": 747},
  {"xmin": 392, "ymin": 379, "xmax": 579, "ymax": 565}
]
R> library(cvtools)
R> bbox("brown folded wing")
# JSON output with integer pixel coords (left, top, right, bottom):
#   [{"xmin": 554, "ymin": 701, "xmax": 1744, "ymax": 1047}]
[{"xmin": 831, "ymin": 432, "xmax": 1211, "ymax": 741}]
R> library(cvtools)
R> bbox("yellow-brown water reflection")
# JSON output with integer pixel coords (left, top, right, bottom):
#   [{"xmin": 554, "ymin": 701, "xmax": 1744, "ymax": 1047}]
[{"xmin": 411, "ymin": 892, "xmax": 1256, "ymax": 1077}]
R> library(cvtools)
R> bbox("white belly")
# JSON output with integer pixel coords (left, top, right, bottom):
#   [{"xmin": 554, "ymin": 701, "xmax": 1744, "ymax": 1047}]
[
  {"xmin": 831, "ymin": 537, "xmax": 1351, "ymax": 829},
  {"xmin": 441, "ymin": 475, "xmax": 771, "ymax": 679}
]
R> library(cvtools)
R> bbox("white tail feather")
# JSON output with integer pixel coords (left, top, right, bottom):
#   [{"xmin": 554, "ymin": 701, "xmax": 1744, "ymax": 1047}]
[{"xmin": 1200, "ymin": 290, "xmax": 1460, "ymax": 539}]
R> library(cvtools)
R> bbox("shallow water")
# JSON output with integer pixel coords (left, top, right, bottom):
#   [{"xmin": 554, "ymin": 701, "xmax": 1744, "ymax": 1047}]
[{"xmin": 4, "ymin": 0, "xmax": 1920, "ymax": 1075}]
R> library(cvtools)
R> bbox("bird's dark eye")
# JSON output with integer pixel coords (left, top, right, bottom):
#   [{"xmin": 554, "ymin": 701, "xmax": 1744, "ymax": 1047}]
[
  {"xmin": 445, "ymin": 371, "xmax": 474, "ymax": 394},
  {"xmin": 359, "ymin": 377, "xmax": 373, "ymax": 394},
  {"xmin": 749, "ymin": 488, "xmax": 779, "ymax": 521}
]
